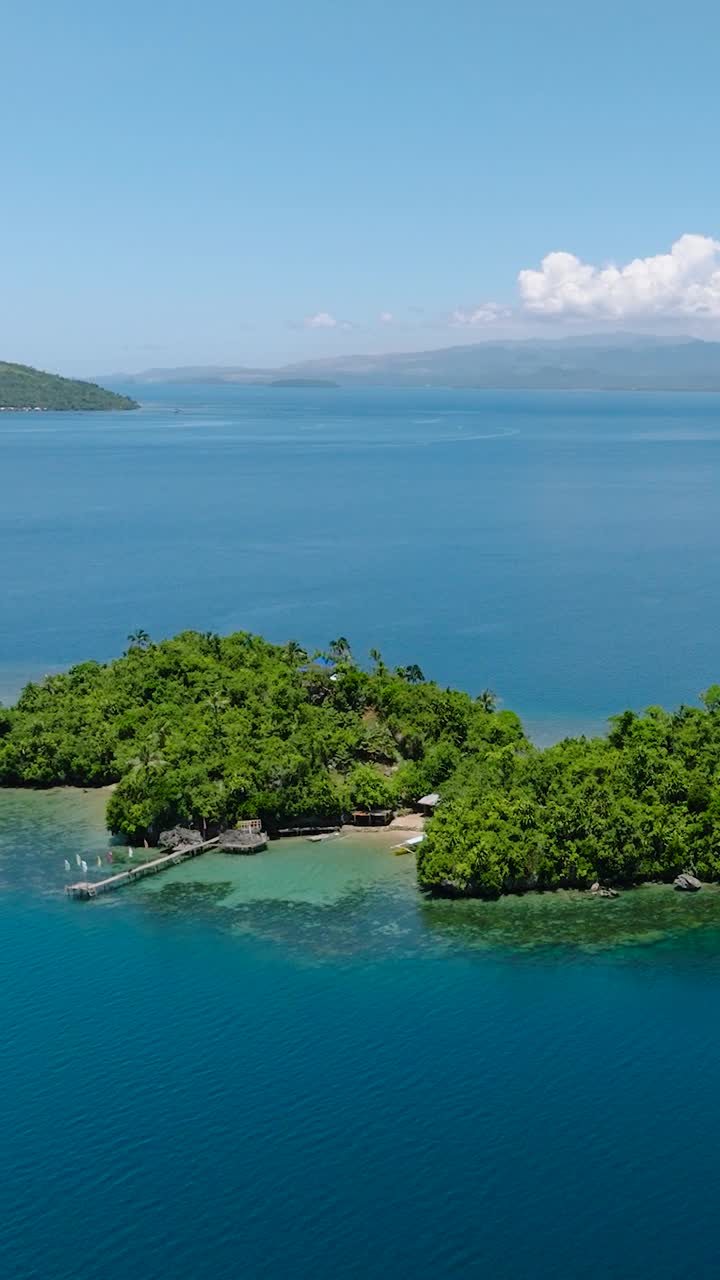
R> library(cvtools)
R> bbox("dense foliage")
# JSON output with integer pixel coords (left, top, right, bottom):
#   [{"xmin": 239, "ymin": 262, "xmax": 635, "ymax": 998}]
[
  {"xmin": 0, "ymin": 362, "xmax": 137, "ymax": 410},
  {"xmin": 9, "ymin": 629, "xmax": 716, "ymax": 896},
  {"xmin": 0, "ymin": 630, "xmax": 521, "ymax": 841},
  {"xmin": 418, "ymin": 693, "xmax": 720, "ymax": 895}
]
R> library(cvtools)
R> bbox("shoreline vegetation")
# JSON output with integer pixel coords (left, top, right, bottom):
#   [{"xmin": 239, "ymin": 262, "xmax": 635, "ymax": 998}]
[
  {"xmin": 0, "ymin": 362, "xmax": 138, "ymax": 411},
  {"xmin": 2, "ymin": 629, "xmax": 720, "ymax": 899}
]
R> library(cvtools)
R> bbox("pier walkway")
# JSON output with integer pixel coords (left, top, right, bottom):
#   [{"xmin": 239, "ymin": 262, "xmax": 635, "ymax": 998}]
[{"xmin": 65, "ymin": 837, "xmax": 219, "ymax": 900}]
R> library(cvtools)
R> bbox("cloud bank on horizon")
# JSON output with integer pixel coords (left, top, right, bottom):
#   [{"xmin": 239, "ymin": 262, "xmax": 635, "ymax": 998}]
[
  {"xmin": 518, "ymin": 234, "xmax": 720, "ymax": 320},
  {"xmin": 303, "ymin": 235, "xmax": 720, "ymax": 338}
]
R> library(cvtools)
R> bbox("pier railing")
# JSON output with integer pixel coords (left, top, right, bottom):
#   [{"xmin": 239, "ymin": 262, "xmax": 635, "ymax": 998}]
[{"xmin": 65, "ymin": 837, "xmax": 219, "ymax": 900}]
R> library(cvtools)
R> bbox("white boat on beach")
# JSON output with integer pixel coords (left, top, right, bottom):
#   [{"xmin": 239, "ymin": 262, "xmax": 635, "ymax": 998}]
[
  {"xmin": 306, "ymin": 831, "xmax": 340, "ymax": 843},
  {"xmin": 392, "ymin": 833, "xmax": 426, "ymax": 853}
]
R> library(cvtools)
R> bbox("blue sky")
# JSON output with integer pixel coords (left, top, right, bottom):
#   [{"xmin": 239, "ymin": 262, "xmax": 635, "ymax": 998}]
[{"xmin": 4, "ymin": 0, "xmax": 720, "ymax": 373}]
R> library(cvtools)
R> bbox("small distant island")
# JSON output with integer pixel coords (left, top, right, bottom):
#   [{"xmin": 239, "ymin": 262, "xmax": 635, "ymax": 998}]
[
  {"xmin": 266, "ymin": 378, "xmax": 338, "ymax": 388},
  {"xmin": 2, "ymin": 629, "xmax": 720, "ymax": 900},
  {"xmin": 0, "ymin": 362, "xmax": 138, "ymax": 411}
]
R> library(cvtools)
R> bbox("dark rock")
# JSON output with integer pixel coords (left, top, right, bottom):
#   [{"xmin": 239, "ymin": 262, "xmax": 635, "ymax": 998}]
[
  {"xmin": 674, "ymin": 873, "xmax": 702, "ymax": 892},
  {"xmin": 432, "ymin": 878, "xmax": 478, "ymax": 898}
]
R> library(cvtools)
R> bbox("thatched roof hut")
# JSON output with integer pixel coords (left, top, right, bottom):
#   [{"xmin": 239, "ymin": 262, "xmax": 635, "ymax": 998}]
[
  {"xmin": 159, "ymin": 826, "xmax": 203, "ymax": 851},
  {"xmin": 218, "ymin": 824, "xmax": 268, "ymax": 854}
]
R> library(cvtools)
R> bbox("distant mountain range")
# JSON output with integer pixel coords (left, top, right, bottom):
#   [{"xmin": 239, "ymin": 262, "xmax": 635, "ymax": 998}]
[
  {"xmin": 114, "ymin": 335, "xmax": 720, "ymax": 392},
  {"xmin": 0, "ymin": 362, "xmax": 137, "ymax": 411}
]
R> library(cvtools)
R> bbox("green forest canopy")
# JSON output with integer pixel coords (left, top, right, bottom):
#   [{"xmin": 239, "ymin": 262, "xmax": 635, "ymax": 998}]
[
  {"xmin": 0, "ymin": 630, "xmax": 521, "ymax": 844},
  {"xmin": 416, "ymin": 693, "xmax": 720, "ymax": 895},
  {"xmin": 0, "ymin": 362, "xmax": 137, "ymax": 410},
  {"xmin": 3, "ymin": 629, "xmax": 720, "ymax": 896}
]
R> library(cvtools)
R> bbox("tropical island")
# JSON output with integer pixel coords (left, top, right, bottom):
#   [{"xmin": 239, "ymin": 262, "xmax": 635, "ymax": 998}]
[
  {"xmin": 0, "ymin": 362, "xmax": 138, "ymax": 411},
  {"xmin": 0, "ymin": 631, "xmax": 520, "ymax": 841},
  {"xmin": 2, "ymin": 628, "xmax": 720, "ymax": 898}
]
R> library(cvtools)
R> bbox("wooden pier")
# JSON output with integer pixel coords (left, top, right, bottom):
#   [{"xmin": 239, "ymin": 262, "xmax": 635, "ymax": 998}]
[{"xmin": 65, "ymin": 837, "xmax": 219, "ymax": 900}]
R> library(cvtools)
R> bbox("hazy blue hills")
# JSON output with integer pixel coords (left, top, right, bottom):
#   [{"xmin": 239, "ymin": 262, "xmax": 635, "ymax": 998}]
[
  {"xmin": 118, "ymin": 335, "xmax": 720, "ymax": 391},
  {"xmin": 0, "ymin": 363, "xmax": 138, "ymax": 411}
]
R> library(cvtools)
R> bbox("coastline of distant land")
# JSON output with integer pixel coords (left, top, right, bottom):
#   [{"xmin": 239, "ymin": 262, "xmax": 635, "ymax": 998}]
[
  {"xmin": 267, "ymin": 378, "xmax": 339, "ymax": 388},
  {"xmin": 0, "ymin": 362, "xmax": 138, "ymax": 411},
  {"xmin": 107, "ymin": 334, "xmax": 720, "ymax": 392}
]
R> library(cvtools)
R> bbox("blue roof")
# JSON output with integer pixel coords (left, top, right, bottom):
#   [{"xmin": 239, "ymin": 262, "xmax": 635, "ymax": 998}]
[{"xmin": 299, "ymin": 656, "xmax": 337, "ymax": 672}]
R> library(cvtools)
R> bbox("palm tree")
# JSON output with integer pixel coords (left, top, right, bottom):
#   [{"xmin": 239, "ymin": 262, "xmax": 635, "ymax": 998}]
[
  {"xmin": 205, "ymin": 691, "xmax": 229, "ymax": 730},
  {"xmin": 369, "ymin": 647, "xmax": 384, "ymax": 671},
  {"xmin": 202, "ymin": 631, "xmax": 222, "ymax": 657},
  {"xmin": 284, "ymin": 639, "xmax": 308, "ymax": 664},
  {"xmin": 477, "ymin": 688, "xmax": 498, "ymax": 713},
  {"xmin": 127, "ymin": 628, "xmax": 151, "ymax": 651},
  {"xmin": 396, "ymin": 663, "xmax": 425, "ymax": 684},
  {"xmin": 328, "ymin": 636, "xmax": 352, "ymax": 663},
  {"xmin": 128, "ymin": 740, "xmax": 167, "ymax": 775}
]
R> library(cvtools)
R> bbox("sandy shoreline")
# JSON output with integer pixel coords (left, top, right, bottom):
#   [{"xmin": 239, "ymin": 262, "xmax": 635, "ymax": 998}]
[{"xmin": 338, "ymin": 813, "xmax": 425, "ymax": 841}]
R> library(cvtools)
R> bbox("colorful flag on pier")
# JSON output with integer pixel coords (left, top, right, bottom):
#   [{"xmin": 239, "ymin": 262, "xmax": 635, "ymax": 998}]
[
  {"xmin": 81, "ymin": 860, "xmax": 88, "ymax": 874},
  {"xmin": 64, "ymin": 859, "xmax": 71, "ymax": 873},
  {"xmin": 96, "ymin": 856, "xmax": 102, "ymax": 867},
  {"xmin": 107, "ymin": 850, "xmax": 113, "ymax": 863},
  {"xmin": 75, "ymin": 853, "xmax": 82, "ymax": 867},
  {"xmin": 128, "ymin": 847, "xmax": 133, "ymax": 859}
]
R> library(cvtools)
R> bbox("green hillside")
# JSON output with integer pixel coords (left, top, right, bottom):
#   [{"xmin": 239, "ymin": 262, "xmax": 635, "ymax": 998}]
[
  {"xmin": 0, "ymin": 362, "xmax": 138, "ymax": 411},
  {"xmin": 0, "ymin": 630, "xmax": 522, "ymax": 842}
]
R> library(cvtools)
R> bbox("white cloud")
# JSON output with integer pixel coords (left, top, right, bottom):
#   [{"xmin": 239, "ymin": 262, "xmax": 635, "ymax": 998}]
[
  {"xmin": 379, "ymin": 311, "xmax": 394, "ymax": 324},
  {"xmin": 518, "ymin": 234, "xmax": 720, "ymax": 319},
  {"xmin": 304, "ymin": 311, "xmax": 338, "ymax": 329},
  {"xmin": 450, "ymin": 302, "xmax": 506, "ymax": 326}
]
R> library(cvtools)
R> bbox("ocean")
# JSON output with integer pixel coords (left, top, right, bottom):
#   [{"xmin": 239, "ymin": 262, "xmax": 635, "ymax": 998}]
[
  {"xmin": 3, "ymin": 388, "xmax": 720, "ymax": 1278},
  {"xmin": 4, "ymin": 385, "xmax": 720, "ymax": 735}
]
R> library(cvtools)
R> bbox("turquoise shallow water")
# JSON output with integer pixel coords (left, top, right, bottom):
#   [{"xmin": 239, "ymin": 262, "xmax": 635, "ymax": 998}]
[
  {"xmin": 5, "ymin": 389, "xmax": 720, "ymax": 1276},
  {"xmin": 4, "ymin": 789, "xmax": 720, "ymax": 1279}
]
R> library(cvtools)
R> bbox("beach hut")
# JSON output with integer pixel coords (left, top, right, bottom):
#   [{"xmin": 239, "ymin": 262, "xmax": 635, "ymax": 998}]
[
  {"xmin": 159, "ymin": 826, "xmax": 203, "ymax": 851},
  {"xmin": 351, "ymin": 808, "xmax": 394, "ymax": 827},
  {"xmin": 218, "ymin": 819, "xmax": 269, "ymax": 854},
  {"xmin": 416, "ymin": 793, "xmax": 440, "ymax": 817}
]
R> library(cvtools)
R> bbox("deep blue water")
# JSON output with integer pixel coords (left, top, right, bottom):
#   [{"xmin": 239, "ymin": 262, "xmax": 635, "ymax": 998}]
[
  {"xmin": 3, "ymin": 791, "xmax": 720, "ymax": 1279},
  {"xmin": 5, "ymin": 387, "xmax": 720, "ymax": 1278},
  {"xmin": 4, "ymin": 385, "xmax": 720, "ymax": 735}
]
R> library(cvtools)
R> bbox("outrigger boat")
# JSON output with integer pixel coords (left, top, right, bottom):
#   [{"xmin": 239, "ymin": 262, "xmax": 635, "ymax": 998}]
[{"xmin": 392, "ymin": 833, "xmax": 426, "ymax": 854}]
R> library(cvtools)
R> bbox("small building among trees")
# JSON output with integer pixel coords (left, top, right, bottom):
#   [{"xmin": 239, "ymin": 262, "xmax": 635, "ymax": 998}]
[
  {"xmin": 351, "ymin": 808, "xmax": 394, "ymax": 827},
  {"xmin": 416, "ymin": 793, "xmax": 440, "ymax": 817},
  {"xmin": 218, "ymin": 820, "xmax": 268, "ymax": 853}
]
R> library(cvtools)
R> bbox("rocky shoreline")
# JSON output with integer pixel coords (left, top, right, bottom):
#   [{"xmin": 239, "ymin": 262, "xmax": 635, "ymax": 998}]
[{"xmin": 430, "ymin": 870, "xmax": 709, "ymax": 901}]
